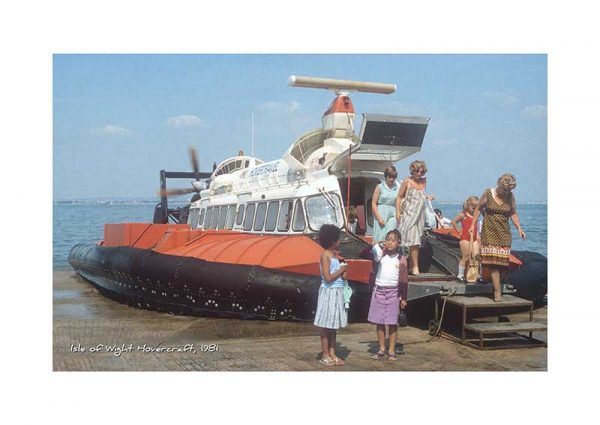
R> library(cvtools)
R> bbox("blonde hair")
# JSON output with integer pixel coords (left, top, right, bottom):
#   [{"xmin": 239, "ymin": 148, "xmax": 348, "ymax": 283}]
[
  {"xmin": 409, "ymin": 160, "xmax": 428, "ymax": 176},
  {"xmin": 463, "ymin": 196, "xmax": 479, "ymax": 212},
  {"xmin": 497, "ymin": 173, "xmax": 517, "ymax": 190}
]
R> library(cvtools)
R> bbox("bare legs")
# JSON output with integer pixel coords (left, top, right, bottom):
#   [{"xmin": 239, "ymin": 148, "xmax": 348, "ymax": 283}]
[
  {"xmin": 490, "ymin": 268, "xmax": 502, "ymax": 301},
  {"xmin": 472, "ymin": 241, "xmax": 480, "ymax": 259},
  {"xmin": 409, "ymin": 245, "xmax": 420, "ymax": 274},
  {"xmin": 458, "ymin": 240, "xmax": 470, "ymax": 267},
  {"xmin": 458, "ymin": 241, "xmax": 480, "ymax": 279},
  {"xmin": 320, "ymin": 328, "xmax": 331, "ymax": 360},
  {"xmin": 458, "ymin": 240, "xmax": 470, "ymax": 277},
  {"xmin": 376, "ymin": 324, "xmax": 398, "ymax": 356},
  {"xmin": 320, "ymin": 328, "xmax": 343, "ymax": 365},
  {"xmin": 376, "ymin": 325, "xmax": 386, "ymax": 352},
  {"xmin": 388, "ymin": 326, "xmax": 398, "ymax": 356}
]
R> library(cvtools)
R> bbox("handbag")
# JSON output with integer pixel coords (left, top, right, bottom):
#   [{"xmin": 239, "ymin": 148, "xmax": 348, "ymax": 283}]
[
  {"xmin": 465, "ymin": 231, "xmax": 480, "ymax": 283},
  {"xmin": 398, "ymin": 309, "xmax": 408, "ymax": 327}
]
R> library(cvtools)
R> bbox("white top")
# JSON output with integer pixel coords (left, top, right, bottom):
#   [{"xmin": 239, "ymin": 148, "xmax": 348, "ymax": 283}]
[
  {"xmin": 439, "ymin": 217, "xmax": 452, "ymax": 228},
  {"xmin": 372, "ymin": 244, "xmax": 400, "ymax": 288}
]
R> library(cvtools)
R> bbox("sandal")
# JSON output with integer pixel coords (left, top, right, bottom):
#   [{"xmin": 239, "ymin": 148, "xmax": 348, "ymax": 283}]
[
  {"xmin": 319, "ymin": 357, "xmax": 336, "ymax": 366},
  {"xmin": 388, "ymin": 352, "xmax": 397, "ymax": 361},
  {"xmin": 371, "ymin": 351, "xmax": 386, "ymax": 360},
  {"xmin": 411, "ymin": 268, "xmax": 420, "ymax": 276},
  {"xmin": 333, "ymin": 357, "xmax": 345, "ymax": 366},
  {"xmin": 457, "ymin": 276, "xmax": 466, "ymax": 283}
]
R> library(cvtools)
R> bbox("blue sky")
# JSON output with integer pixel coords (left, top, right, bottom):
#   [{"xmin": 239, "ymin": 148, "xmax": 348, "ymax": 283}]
[{"xmin": 53, "ymin": 54, "xmax": 547, "ymax": 202}]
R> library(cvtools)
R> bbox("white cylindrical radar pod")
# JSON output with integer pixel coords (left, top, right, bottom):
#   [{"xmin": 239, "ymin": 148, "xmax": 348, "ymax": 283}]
[{"xmin": 288, "ymin": 75, "xmax": 396, "ymax": 94}]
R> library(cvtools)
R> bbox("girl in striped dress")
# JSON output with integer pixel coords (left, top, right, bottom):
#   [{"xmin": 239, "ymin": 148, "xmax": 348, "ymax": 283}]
[
  {"xmin": 395, "ymin": 160, "xmax": 435, "ymax": 275},
  {"xmin": 471, "ymin": 174, "xmax": 526, "ymax": 301},
  {"xmin": 314, "ymin": 224, "xmax": 349, "ymax": 366}
]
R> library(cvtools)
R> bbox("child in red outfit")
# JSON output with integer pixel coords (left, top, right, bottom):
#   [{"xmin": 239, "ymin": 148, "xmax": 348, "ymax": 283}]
[{"xmin": 451, "ymin": 196, "xmax": 480, "ymax": 282}]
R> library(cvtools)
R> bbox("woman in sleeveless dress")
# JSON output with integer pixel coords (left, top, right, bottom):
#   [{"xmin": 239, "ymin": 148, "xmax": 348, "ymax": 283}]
[
  {"xmin": 371, "ymin": 166, "xmax": 400, "ymax": 243},
  {"xmin": 471, "ymin": 173, "xmax": 526, "ymax": 301},
  {"xmin": 395, "ymin": 160, "xmax": 435, "ymax": 275}
]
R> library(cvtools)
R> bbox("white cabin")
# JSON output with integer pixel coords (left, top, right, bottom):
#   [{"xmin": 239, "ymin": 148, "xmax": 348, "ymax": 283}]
[{"xmin": 186, "ymin": 77, "xmax": 430, "ymax": 236}]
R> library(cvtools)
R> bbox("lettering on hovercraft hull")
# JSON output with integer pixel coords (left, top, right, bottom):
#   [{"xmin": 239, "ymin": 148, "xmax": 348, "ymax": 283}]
[{"xmin": 249, "ymin": 162, "xmax": 279, "ymax": 178}]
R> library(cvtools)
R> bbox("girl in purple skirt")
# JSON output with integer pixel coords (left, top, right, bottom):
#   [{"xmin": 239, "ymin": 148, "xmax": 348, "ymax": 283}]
[{"xmin": 369, "ymin": 229, "xmax": 409, "ymax": 361}]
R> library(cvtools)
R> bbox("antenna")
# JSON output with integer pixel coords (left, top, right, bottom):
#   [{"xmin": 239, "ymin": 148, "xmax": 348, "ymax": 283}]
[
  {"xmin": 251, "ymin": 112, "xmax": 254, "ymax": 156},
  {"xmin": 288, "ymin": 75, "xmax": 396, "ymax": 95}
]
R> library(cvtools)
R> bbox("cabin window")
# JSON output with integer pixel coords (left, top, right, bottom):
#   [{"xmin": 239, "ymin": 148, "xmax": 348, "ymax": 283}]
[
  {"xmin": 187, "ymin": 208, "xmax": 197, "ymax": 227},
  {"xmin": 254, "ymin": 202, "xmax": 267, "ymax": 231},
  {"xmin": 366, "ymin": 197, "xmax": 374, "ymax": 228},
  {"xmin": 217, "ymin": 205, "xmax": 228, "ymax": 229},
  {"xmin": 277, "ymin": 200, "xmax": 293, "ymax": 232},
  {"xmin": 209, "ymin": 206, "xmax": 220, "ymax": 229},
  {"xmin": 264, "ymin": 201, "xmax": 279, "ymax": 232},
  {"xmin": 204, "ymin": 207, "xmax": 213, "ymax": 229},
  {"xmin": 198, "ymin": 208, "xmax": 205, "ymax": 228},
  {"xmin": 226, "ymin": 205, "xmax": 236, "ymax": 229},
  {"xmin": 305, "ymin": 193, "xmax": 344, "ymax": 230},
  {"xmin": 236, "ymin": 204, "xmax": 245, "ymax": 226},
  {"xmin": 243, "ymin": 203, "xmax": 256, "ymax": 231},
  {"xmin": 190, "ymin": 209, "xmax": 199, "ymax": 228},
  {"xmin": 292, "ymin": 199, "xmax": 306, "ymax": 232}
]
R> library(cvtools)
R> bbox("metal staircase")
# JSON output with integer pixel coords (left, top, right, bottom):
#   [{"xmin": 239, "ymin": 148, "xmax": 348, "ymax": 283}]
[{"xmin": 430, "ymin": 294, "xmax": 547, "ymax": 350}]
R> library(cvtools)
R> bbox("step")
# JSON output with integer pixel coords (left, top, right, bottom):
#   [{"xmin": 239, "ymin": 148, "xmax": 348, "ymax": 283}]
[
  {"xmin": 445, "ymin": 294, "xmax": 532, "ymax": 309},
  {"xmin": 409, "ymin": 273, "xmax": 456, "ymax": 283},
  {"xmin": 465, "ymin": 321, "xmax": 547, "ymax": 334},
  {"xmin": 461, "ymin": 321, "xmax": 547, "ymax": 350}
]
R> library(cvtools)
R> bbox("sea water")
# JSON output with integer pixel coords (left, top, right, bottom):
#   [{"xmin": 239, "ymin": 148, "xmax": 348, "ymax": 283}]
[
  {"xmin": 431, "ymin": 203, "xmax": 547, "ymax": 256},
  {"xmin": 53, "ymin": 202, "xmax": 547, "ymax": 269}
]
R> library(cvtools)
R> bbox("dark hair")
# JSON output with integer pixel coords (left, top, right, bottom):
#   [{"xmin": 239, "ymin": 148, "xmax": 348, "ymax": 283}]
[
  {"xmin": 434, "ymin": 208, "xmax": 442, "ymax": 215},
  {"xmin": 319, "ymin": 224, "xmax": 340, "ymax": 249},
  {"xmin": 384, "ymin": 165, "xmax": 397, "ymax": 179},
  {"xmin": 386, "ymin": 229, "xmax": 401, "ymax": 242}
]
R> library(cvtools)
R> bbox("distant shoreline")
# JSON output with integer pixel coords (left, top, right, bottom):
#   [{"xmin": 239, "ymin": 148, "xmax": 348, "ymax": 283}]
[
  {"xmin": 54, "ymin": 200, "xmax": 159, "ymax": 205},
  {"xmin": 54, "ymin": 200, "xmax": 549, "ymax": 205}
]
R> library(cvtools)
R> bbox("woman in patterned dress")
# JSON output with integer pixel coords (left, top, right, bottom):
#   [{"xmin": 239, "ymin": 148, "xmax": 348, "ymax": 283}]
[
  {"xmin": 395, "ymin": 160, "xmax": 435, "ymax": 275},
  {"xmin": 371, "ymin": 165, "xmax": 400, "ymax": 244},
  {"xmin": 471, "ymin": 173, "xmax": 526, "ymax": 301}
]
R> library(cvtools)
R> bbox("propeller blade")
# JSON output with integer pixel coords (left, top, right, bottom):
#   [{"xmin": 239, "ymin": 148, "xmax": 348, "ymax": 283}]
[
  {"xmin": 159, "ymin": 187, "xmax": 196, "ymax": 197},
  {"xmin": 189, "ymin": 146, "xmax": 200, "ymax": 179}
]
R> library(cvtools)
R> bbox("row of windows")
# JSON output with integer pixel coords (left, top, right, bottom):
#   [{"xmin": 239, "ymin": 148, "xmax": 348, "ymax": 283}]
[
  {"xmin": 214, "ymin": 159, "xmax": 250, "ymax": 176},
  {"xmin": 214, "ymin": 158, "xmax": 265, "ymax": 177},
  {"xmin": 190, "ymin": 193, "xmax": 345, "ymax": 233},
  {"xmin": 192, "ymin": 199, "xmax": 306, "ymax": 233}
]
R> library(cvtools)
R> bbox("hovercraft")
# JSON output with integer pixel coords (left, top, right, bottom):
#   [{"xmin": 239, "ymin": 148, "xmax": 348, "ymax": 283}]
[{"xmin": 69, "ymin": 76, "xmax": 547, "ymax": 321}]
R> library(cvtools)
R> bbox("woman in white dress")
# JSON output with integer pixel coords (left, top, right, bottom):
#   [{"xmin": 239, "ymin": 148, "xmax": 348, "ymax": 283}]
[{"xmin": 395, "ymin": 160, "xmax": 435, "ymax": 275}]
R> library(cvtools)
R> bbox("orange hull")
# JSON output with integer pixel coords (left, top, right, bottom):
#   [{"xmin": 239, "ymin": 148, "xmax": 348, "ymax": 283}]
[{"xmin": 102, "ymin": 223, "xmax": 374, "ymax": 285}]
